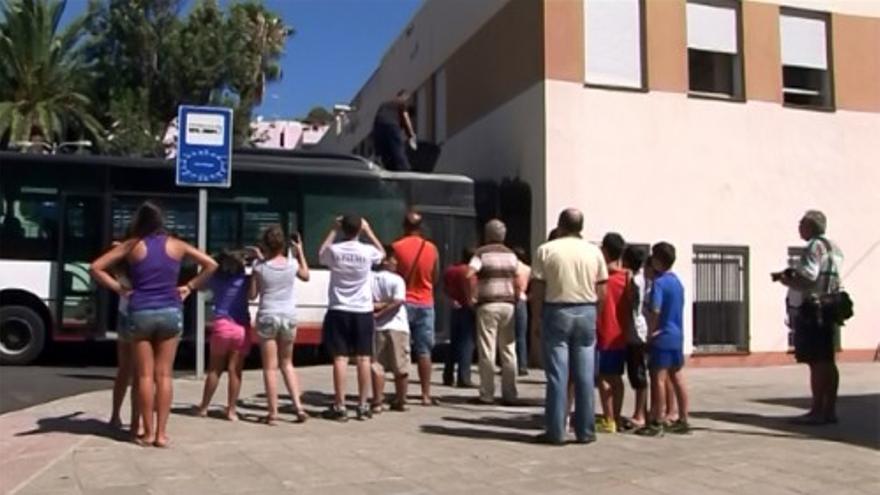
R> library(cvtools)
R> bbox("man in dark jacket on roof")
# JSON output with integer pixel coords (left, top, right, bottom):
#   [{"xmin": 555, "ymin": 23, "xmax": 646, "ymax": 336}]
[{"xmin": 372, "ymin": 90, "xmax": 416, "ymax": 172}]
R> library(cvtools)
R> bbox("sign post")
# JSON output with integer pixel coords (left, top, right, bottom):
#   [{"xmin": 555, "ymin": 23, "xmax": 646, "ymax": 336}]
[{"xmin": 176, "ymin": 105, "xmax": 233, "ymax": 379}]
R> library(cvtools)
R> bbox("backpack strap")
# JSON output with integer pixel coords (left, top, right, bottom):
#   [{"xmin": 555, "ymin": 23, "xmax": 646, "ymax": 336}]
[{"xmin": 405, "ymin": 238, "xmax": 428, "ymax": 288}]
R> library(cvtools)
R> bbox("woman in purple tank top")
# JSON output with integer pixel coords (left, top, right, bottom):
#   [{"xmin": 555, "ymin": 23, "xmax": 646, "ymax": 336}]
[{"xmin": 91, "ymin": 201, "xmax": 217, "ymax": 447}]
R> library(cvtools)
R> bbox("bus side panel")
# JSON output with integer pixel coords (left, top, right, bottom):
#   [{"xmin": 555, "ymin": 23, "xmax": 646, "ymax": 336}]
[{"xmin": 0, "ymin": 260, "xmax": 54, "ymax": 299}]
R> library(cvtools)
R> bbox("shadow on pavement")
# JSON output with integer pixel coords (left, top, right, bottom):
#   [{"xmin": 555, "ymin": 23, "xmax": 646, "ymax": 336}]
[
  {"xmin": 58, "ymin": 373, "xmax": 116, "ymax": 381},
  {"xmin": 691, "ymin": 393, "xmax": 880, "ymax": 450},
  {"xmin": 442, "ymin": 414, "xmax": 543, "ymax": 431},
  {"xmin": 14, "ymin": 411, "xmax": 130, "ymax": 443},
  {"xmin": 420, "ymin": 424, "xmax": 536, "ymax": 444}
]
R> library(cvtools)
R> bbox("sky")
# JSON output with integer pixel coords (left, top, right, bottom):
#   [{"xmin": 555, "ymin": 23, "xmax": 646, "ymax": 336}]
[{"xmin": 59, "ymin": 0, "xmax": 423, "ymax": 119}]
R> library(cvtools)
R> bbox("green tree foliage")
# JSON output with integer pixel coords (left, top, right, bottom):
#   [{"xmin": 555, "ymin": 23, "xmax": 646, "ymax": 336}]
[
  {"xmin": 305, "ymin": 106, "xmax": 333, "ymax": 125},
  {"xmin": 85, "ymin": 0, "xmax": 292, "ymax": 155},
  {"xmin": 0, "ymin": 0, "xmax": 103, "ymax": 145}
]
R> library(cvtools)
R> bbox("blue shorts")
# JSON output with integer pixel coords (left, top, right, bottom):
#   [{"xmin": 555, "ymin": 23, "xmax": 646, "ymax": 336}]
[
  {"xmin": 407, "ymin": 304, "xmax": 435, "ymax": 357},
  {"xmin": 597, "ymin": 349, "xmax": 627, "ymax": 376},
  {"xmin": 129, "ymin": 307, "xmax": 183, "ymax": 340},
  {"xmin": 649, "ymin": 347, "xmax": 685, "ymax": 370}
]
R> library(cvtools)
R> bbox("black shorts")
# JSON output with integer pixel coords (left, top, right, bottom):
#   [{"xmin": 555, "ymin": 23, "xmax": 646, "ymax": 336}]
[
  {"xmin": 626, "ymin": 344, "xmax": 648, "ymax": 390},
  {"xmin": 323, "ymin": 310, "xmax": 375, "ymax": 357},
  {"xmin": 793, "ymin": 310, "xmax": 836, "ymax": 364}
]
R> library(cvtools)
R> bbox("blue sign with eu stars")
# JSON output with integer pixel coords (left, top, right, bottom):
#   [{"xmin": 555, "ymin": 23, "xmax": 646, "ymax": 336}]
[{"xmin": 176, "ymin": 105, "xmax": 233, "ymax": 188}]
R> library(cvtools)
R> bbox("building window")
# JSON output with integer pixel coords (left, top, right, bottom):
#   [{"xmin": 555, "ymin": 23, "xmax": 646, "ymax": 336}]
[
  {"xmin": 686, "ymin": 0, "xmax": 743, "ymax": 100},
  {"xmin": 693, "ymin": 245, "xmax": 750, "ymax": 353},
  {"xmin": 584, "ymin": 0, "xmax": 645, "ymax": 90},
  {"xmin": 780, "ymin": 9, "xmax": 833, "ymax": 110}
]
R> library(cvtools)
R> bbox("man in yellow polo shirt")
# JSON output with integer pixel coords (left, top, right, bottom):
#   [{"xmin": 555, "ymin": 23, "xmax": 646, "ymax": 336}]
[{"xmin": 530, "ymin": 208, "xmax": 608, "ymax": 445}]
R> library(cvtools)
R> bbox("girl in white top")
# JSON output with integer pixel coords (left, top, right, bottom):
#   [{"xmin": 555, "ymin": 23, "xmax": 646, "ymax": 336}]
[{"xmin": 249, "ymin": 225, "xmax": 310, "ymax": 425}]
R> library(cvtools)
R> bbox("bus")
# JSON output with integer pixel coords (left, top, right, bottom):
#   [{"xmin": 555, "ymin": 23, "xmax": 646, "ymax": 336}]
[{"xmin": 0, "ymin": 149, "xmax": 476, "ymax": 365}]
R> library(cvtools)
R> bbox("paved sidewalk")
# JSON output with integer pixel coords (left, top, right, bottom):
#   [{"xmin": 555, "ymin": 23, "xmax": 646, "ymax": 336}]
[{"xmin": 1, "ymin": 363, "xmax": 878, "ymax": 495}]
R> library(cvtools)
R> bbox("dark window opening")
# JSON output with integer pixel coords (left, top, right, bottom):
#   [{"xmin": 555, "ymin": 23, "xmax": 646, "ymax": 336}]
[
  {"xmin": 783, "ymin": 66, "xmax": 832, "ymax": 109},
  {"xmin": 688, "ymin": 49, "xmax": 742, "ymax": 99},
  {"xmin": 693, "ymin": 245, "xmax": 750, "ymax": 353}
]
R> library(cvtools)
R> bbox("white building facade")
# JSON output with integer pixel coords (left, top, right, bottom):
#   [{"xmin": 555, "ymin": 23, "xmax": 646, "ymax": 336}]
[{"xmin": 318, "ymin": 0, "xmax": 880, "ymax": 364}]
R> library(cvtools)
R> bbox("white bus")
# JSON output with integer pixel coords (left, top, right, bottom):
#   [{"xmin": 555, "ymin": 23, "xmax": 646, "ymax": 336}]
[{"xmin": 0, "ymin": 149, "xmax": 476, "ymax": 365}]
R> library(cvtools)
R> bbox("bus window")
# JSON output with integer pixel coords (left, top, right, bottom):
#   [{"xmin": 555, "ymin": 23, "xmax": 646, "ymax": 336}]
[
  {"xmin": 208, "ymin": 204, "xmax": 240, "ymax": 254},
  {"xmin": 111, "ymin": 197, "xmax": 197, "ymax": 243},
  {"xmin": 243, "ymin": 208, "xmax": 283, "ymax": 245},
  {"xmin": 0, "ymin": 188, "xmax": 59, "ymax": 261},
  {"xmin": 302, "ymin": 193, "xmax": 406, "ymax": 265}
]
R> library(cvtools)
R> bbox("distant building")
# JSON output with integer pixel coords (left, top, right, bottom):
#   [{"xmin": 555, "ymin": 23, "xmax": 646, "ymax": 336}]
[
  {"xmin": 317, "ymin": 0, "xmax": 880, "ymax": 363},
  {"xmin": 251, "ymin": 119, "xmax": 329, "ymax": 150}
]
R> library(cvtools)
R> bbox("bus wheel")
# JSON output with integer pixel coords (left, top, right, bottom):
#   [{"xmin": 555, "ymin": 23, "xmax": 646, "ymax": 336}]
[{"xmin": 0, "ymin": 305, "xmax": 46, "ymax": 365}]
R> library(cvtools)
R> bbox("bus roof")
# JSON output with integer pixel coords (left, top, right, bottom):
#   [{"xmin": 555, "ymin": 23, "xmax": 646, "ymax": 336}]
[{"xmin": 0, "ymin": 149, "xmax": 473, "ymax": 184}]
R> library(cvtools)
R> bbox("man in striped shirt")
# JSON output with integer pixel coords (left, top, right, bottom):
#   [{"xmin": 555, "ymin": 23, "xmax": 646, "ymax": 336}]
[{"xmin": 467, "ymin": 219, "xmax": 524, "ymax": 404}]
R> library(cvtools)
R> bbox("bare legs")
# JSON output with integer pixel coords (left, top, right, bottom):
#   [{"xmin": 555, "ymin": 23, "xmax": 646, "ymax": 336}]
[
  {"xmin": 134, "ymin": 336, "xmax": 178, "ymax": 447},
  {"xmin": 153, "ymin": 337, "xmax": 179, "ymax": 447},
  {"xmin": 262, "ymin": 338, "xmax": 306, "ymax": 423},
  {"xmin": 807, "ymin": 362, "xmax": 839, "ymax": 422},
  {"xmin": 198, "ymin": 346, "xmax": 244, "ymax": 421},
  {"xmin": 111, "ymin": 340, "xmax": 138, "ymax": 435},
  {"xmin": 417, "ymin": 355, "xmax": 433, "ymax": 405},
  {"xmin": 649, "ymin": 368, "xmax": 688, "ymax": 425},
  {"xmin": 598, "ymin": 375, "xmax": 625, "ymax": 426}
]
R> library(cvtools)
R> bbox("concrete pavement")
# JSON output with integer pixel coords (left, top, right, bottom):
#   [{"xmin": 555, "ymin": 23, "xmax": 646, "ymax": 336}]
[{"xmin": 1, "ymin": 363, "xmax": 878, "ymax": 495}]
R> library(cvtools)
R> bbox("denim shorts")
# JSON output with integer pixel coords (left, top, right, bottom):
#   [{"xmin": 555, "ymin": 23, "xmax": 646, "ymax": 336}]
[
  {"xmin": 256, "ymin": 315, "xmax": 297, "ymax": 342},
  {"xmin": 407, "ymin": 304, "xmax": 435, "ymax": 357},
  {"xmin": 129, "ymin": 307, "xmax": 183, "ymax": 340},
  {"xmin": 117, "ymin": 311, "xmax": 132, "ymax": 343}
]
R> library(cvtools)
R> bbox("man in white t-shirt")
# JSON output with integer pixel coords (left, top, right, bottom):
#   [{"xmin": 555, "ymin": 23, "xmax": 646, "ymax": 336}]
[
  {"xmin": 370, "ymin": 247, "xmax": 411, "ymax": 413},
  {"xmin": 319, "ymin": 215, "xmax": 385, "ymax": 421}
]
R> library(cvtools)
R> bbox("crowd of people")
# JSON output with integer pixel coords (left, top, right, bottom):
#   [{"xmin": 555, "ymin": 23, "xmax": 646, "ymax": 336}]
[{"xmin": 90, "ymin": 200, "xmax": 841, "ymax": 448}]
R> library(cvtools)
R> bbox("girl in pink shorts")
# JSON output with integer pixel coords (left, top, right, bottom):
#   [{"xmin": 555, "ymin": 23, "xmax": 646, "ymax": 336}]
[{"xmin": 197, "ymin": 250, "xmax": 253, "ymax": 421}]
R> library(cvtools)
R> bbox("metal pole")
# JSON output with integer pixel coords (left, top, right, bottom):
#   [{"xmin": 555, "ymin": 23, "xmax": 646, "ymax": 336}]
[{"xmin": 196, "ymin": 188, "xmax": 208, "ymax": 379}]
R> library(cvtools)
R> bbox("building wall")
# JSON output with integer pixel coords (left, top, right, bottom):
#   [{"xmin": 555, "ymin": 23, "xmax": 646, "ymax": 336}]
[
  {"xmin": 538, "ymin": 0, "xmax": 879, "ymax": 355},
  {"xmin": 317, "ymin": 0, "xmax": 511, "ymax": 154},
  {"xmin": 545, "ymin": 80, "xmax": 880, "ymax": 354}
]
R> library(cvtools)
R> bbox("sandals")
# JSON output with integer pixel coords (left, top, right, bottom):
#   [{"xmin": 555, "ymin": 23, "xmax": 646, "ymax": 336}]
[
  {"xmin": 294, "ymin": 410, "xmax": 309, "ymax": 423},
  {"xmin": 390, "ymin": 401, "xmax": 409, "ymax": 412}
]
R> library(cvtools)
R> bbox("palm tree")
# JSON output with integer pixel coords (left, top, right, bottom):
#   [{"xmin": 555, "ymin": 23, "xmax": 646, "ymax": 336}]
[
  {"xmin": 0, "ymin": 0, "xmax": 103, "ymax": 146},
  {"xmin": 226, "ymin": 2, "xmax": 292, "ymax": 105}
]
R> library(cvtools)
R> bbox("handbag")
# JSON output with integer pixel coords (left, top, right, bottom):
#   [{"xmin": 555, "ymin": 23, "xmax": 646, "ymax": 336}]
[{"xmin": 811, "ymin": 238, "xmax": 854, "ymax": 326}]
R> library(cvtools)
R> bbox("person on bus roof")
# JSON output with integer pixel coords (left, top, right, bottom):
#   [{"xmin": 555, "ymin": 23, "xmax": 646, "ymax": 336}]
[{"xmin": 372, "ymin": 89, "xmax": 416, "ymax": 172}]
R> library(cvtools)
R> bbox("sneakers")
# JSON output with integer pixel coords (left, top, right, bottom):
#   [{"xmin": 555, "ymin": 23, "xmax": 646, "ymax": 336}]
[
  {"xmin": 355, "ymin": 404, "xmax": 373, "ymax": 421},
  {"xmin": 666, "ymin": 419, "xmax": 691, "ymax": 435},
  {"xmin": 322, "ymin": 404, "xmax": 348, "ymax": 422},
  {"xmin": 634, "ymin": 422, "xmax": 664, "ymax": 437},
  {"xmin": 596, "ymin": 417, "xmax": 618, "ymax": 434}
]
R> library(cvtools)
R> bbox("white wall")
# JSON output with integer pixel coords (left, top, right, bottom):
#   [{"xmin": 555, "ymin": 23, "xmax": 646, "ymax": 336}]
[
  {"xmin": 435, "ymin": 82, "xmax": 547, "ymax": 252},
  {"xmin": 317, "ymin": 0, "xmax": 510, "ymax": 154},
  {"xmin": 759, "ymin": 0, "xmax": 880, "ymax": 17},
  {"xmin": 545, "ymin": 79, "xmax": 880, "ymax": 354}
]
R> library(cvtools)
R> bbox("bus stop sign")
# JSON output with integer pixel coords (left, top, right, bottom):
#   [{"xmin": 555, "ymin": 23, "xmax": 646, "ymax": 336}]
[{"xmin": 176, "ymin": 105, "xmax": 233, "ymax": 188}]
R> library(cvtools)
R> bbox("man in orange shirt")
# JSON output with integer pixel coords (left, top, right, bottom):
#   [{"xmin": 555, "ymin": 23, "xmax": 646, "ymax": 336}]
[{"xmin": 392, "ymin": 211, "xmax": 440, "ymax": 405}]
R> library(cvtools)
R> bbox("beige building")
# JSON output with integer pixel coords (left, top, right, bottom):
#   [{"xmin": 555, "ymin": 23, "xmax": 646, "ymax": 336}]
[{"xmin": 318, "ymin": 0, "xmax": 880, "ymax": 363}]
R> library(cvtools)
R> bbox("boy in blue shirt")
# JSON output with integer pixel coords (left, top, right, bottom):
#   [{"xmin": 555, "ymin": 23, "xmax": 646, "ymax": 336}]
[{"xmin": 636, "ymin": 242, "xmax": 690, "ymax": 436}]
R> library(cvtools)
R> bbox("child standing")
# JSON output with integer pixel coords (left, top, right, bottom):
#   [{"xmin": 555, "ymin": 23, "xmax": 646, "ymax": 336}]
[
  {"xmin": 621, "ymin": 246, "xmax": 649, "ymax": 430},
  {"xmin": 109, "ymin": 252, "xmax": 138, "ymax": 434},
  {"xmin": 370, "ymin": 247, "xmax": 411, "ymax": 413},
  {"xmin": 251, "ymin": 226, "xmax": 310, "ymax": 425},
  {"xmin": 596, "ymin": 233, "xmax": 628, "ymax": 433},
  {"xmin": 197, "ymin": 250, "xmax": 252, "ymax": 421},
  {"xmin": 637, "ymin": 242, "xmax": 690, "ymax": 436}
]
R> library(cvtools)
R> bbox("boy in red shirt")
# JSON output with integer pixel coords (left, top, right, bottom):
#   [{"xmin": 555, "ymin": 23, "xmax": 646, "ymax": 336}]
[{"xmin": 597, "ymin": 233, "xmax": 629, "ymax": 433}]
